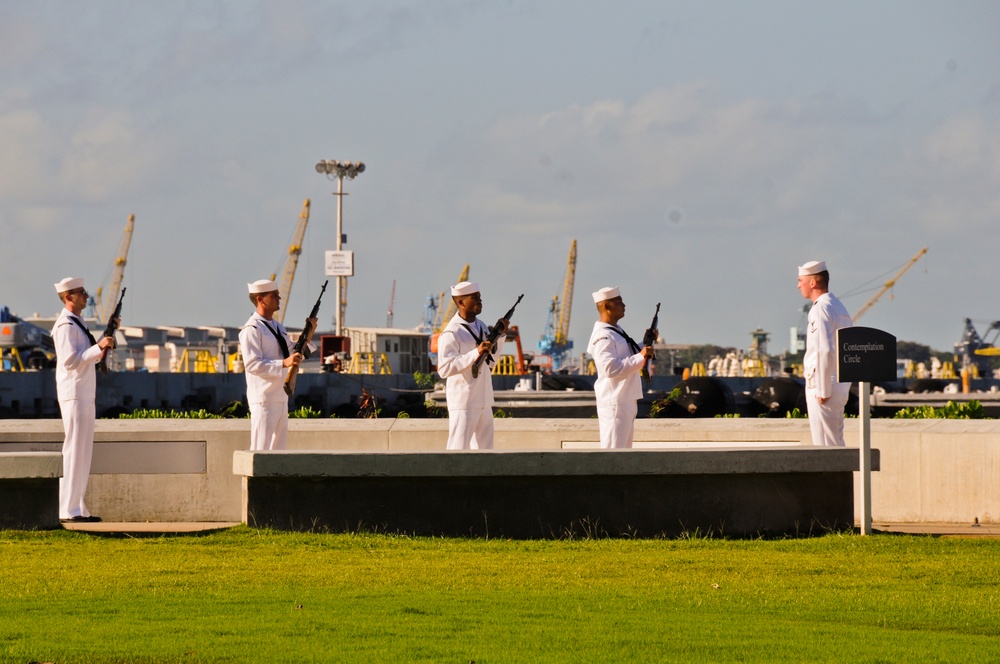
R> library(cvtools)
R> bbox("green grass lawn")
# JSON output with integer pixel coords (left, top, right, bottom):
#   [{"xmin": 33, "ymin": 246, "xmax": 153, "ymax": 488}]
[{"xmin": 1, "ymin": 528, "xmax": 998, "ymax": 663}]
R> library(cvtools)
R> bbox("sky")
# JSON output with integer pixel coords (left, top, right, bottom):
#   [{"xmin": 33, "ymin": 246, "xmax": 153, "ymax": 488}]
[{"xmin": 2, "ymin": 0, "xmax": 999, "ymax": 358}]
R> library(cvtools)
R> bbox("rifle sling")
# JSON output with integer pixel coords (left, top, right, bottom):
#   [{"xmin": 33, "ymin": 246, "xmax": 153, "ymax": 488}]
[{"xmin": 69, "ymin": 316, "xmax": 98, "ymax": 347}]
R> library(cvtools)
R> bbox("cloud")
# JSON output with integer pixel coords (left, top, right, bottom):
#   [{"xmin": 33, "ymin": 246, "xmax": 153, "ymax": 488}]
[
  {"xmin": 439, "ymin": 83, "xmax": 1000, "ymax": 250},
  {"xmin": 0, "ymin": 109, "xmax": 61, "ymax": 208},
  {"xmin": 902, "ymin": 106, "xmax": 1000, "ymax": 230},
  {"xmin": 0, "ymin": 106, "xmax": 166, "ymax": 229},
  {"xmin": 63, "ymin": 110, "xmax": 163, "ymax": 202},
  {"xmin": 443, "ymin": 84, "xmax": 887, "ymax": 235},
  {"xmin": 0, "ymin": 10, "xmax": 41, "ymax": 74}
]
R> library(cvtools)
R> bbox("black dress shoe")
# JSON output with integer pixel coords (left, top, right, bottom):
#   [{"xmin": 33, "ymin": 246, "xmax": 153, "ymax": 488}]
[
  {"xmin": 60, "ymin": 516, "xmax": 89, "ymax": 523},
  {"xmin": 84, "ymin": 515, "xmax": 103, "ymax": 523}
]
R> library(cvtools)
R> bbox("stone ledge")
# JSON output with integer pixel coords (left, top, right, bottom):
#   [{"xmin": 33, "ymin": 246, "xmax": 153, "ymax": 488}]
[
  {"xmin": 234, "ymin": 447, "xmax": 878, "ymax": 479},
  {"xmin": 0, "ymin": 452, "xmax": 63, "ymax": 479}
]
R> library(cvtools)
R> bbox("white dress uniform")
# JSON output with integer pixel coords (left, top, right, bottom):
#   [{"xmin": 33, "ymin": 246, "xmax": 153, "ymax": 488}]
[
  {"xmin": 437, "ymin": 305, "xmax": 506, "ymax": 450},
  {"xmin": 52, "ymin": 283, "xmax": 105, "ymax": 520},
  {"xmin": 804, "ymin": 291, "xmax": 853, "ymax": 446},
  {"xmin": 587, "ymin": 319, "xmax": 645, "ymax": 449},
  {"xmin": 239, "ymin": 311, "xmax": 294, "ymax": 451}
]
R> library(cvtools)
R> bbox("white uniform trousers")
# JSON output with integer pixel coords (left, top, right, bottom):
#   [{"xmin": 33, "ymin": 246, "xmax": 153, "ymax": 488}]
[
  {"xmin": 59, "ymin": 398, "xmax": 95, "ymax": 519},
  {"xmin": 249, "ymin": 401, "xmax": 288, "ymax": 451},
  {"xmin": 446, "ymin": 407, "xmax": 494, "ymax": 450},
  {"xmin": 805, "ymin": 385, "xmax": 850, "ymax": 447},
  {"xmin": 597, "ymin": 400, "xmax": 638, "ymax": 449}
]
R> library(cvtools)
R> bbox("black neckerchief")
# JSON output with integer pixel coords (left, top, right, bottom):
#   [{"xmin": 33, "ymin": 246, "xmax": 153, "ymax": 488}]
[
  {"xmin": 462, "ymin": 320, "xmax": 494, "ymax": 366},
  {"xmin": 606, "ymin": 324, "xmax": 641, "ymax": 354},
  {"xmin": 461, "ymin": 321, "xmax": 484, "ymax": 344},
  {"xmin": 260, "ymin": 319, "xmax": 290, "ymax": 359},
  {"xmin": 69, "ymin": 316, "xmax": 97, "ymax": 346}
]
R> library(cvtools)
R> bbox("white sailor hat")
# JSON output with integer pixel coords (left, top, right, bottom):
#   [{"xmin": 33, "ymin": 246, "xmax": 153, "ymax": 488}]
[
  {"xmin": 247, "ymin": 279, "xmax": 279, "ymax": 294},
  {"xmin": 451, "ymin": 281, "xmax": 480, "ymax": 297},
  {"xmin": 54, "ymin": 277, "xmax": 85, "ymax": 294},
  {"xmin": 797, "ymin": 261, "xmax": 827, "ymax": 276},
  {"xmin": 592, "ymin": 286, "xmax": 621, "ymax": 303}
]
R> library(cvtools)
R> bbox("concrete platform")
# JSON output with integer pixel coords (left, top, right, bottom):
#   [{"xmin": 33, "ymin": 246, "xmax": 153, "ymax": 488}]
[{"xmin": 234, "ymin": 448, "xmax": 876, "ymax": 538}]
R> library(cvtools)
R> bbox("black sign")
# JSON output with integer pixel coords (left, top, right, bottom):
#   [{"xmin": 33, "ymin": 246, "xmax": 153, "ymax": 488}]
[{"xmin": 837, "ymin": 327, "xmax": 897, "ymax": 383}]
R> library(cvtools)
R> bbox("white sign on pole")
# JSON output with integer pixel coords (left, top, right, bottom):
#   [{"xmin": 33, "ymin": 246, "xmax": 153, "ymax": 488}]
[{"xmin": 325, "ymin": 250, "xmax": 354, "ymax": 277}]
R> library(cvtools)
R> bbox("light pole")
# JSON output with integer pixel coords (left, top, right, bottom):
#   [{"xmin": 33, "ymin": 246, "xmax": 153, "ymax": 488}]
[{"xmin": 315, "ymin": 159, "xmax": 365, "ymax": 336}]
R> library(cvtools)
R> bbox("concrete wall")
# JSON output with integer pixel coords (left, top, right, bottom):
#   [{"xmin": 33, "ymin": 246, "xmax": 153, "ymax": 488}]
[
  {"xmin": 1, "ymin": 418, "xmax": 997, "ymax": 524},
  {"xmin": 0, "ymin": 452, "xmax": 61, "ymax": 529}
]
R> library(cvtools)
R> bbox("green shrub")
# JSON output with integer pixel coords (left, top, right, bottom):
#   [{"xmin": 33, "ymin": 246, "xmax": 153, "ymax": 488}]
[
  {"xmin": 893, "ymin": 400, "xmax": 989, "ymax": 419},
  {"xmin": 424, "ymin": 400, "xmax": 447, "ymax": 418},
  {"xmin": 289, "ymin": 405, "xmax": 324, "ymax": 419},
  {"xmin": 413, "ymin": 371, "xmax": 437, "ymax": 390},
  {"xmin": 118, "ymin": 408, "xmax": 223, "ymax": 419},
  {"xmin": 649, "ymin": 387, "xmax": 683, "ymax": 418}
]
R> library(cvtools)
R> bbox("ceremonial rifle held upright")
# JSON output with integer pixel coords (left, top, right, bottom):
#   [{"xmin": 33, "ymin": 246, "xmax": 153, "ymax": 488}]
[
  {"xmin": 284, "ymin": 280, "xmax": 328, "ymax": 396},
  {"xmin": 97, "ymin": 287, "xmax": 125, "ymax": 375},
  {"xmin": 472, "ymin": 293, "xmax": 524, "ymax": 378},
  {"xmin": 640, "ymin": 302, "xmax": 660, "ymax": 384}
]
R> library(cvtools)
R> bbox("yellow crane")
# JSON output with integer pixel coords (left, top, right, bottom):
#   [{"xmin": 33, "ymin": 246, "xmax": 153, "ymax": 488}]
[
  {"xmin": 434, "ymin": 264, "xmax": 469, "ymax": 332},
  {"xmin": 538, "ymin": 240, "xmax": 576, "ymax": 369},
  {"xmin": 852, "ymin": 247, "xmax": 928, "ymax": 323},
  {"xmin": 270, "ymin": 199, "xmax": 311, "ymax": 324},
  {"xmin": 557, "ymin": 239, "xmax": 577, "ymax": 350},
  {"xmin": 94, "ymin": 213, "xmax": 135, "ymax": 325}
]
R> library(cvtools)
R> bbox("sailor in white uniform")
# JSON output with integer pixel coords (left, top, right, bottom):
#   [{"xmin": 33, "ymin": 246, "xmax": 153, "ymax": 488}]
[
  {"xmin": 238, "ymin": 279, "xmax": 306, "ymax": 451},
  {"xmin": 586, "ymin": 287, "xmax": 654, "ymax": 449},
  {"xmin": 437, "ymin": 281, "xmax": 509, "ymax": 450},
  {"xmin": 798, "ymin": 260, "xmax": 853, "ymax": 447},
  {"xmin": 52, "ymin": 277, "xmax": 117, "ymax": 522}
]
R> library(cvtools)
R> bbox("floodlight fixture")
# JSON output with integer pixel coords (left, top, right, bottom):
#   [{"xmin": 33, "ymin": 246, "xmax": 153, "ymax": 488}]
[{"xmin": 315, "ymin": 159, "xmax": 365, "ymax": 181}]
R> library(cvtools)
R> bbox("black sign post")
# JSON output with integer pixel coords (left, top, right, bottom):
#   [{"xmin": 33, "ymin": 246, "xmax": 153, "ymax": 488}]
[{"xmin": 837, "ymin": 326, "xmax": 897, "ymax": 535}]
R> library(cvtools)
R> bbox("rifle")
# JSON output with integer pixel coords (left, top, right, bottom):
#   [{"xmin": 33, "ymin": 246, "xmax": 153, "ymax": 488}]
[
  {"xmin": 97, "ymin": 287, "xmax": 125, "ymax": 375},
  {"xmin": 640, "ymin": 302, "xmax": 660, "ymax": 384},
  {"xmin": 472, "ymin": 294, "xmax": 523, "ymax": 378},
  {"xmin": 284, "ymin": 281, "xmax": 328, "ymax": 396}
]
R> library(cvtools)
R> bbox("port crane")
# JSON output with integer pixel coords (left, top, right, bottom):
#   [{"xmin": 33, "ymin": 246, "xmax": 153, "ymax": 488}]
[
  {"xmin": 851, "ymin": 247, "xmax": 928, "ymax": 323},
  {"xmin": 270, "ymin": 199, "xmax": 311, "ymax": 324},
  {"xmin": 537, "ymin": 239, "xmax": 576, "ymax": 370},
  {"xmin": 93, "ymin": 213, "xmax": 135, "ymax": 325},
  {"xmin": 955, "ymin": 318, "xmax": 1000, "ymax": 376},
  {"xmin": 386, "ymin": 279, "xmax": 395, "ymax": 328},
  {"xmin": 419, "ymin": 295, "xmax": 438, "ymax": 334}
]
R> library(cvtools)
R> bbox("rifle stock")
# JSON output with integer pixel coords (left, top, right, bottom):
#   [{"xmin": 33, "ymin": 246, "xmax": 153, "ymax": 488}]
[
  {"xmin": 284, "ymin": 281, "xmax": 328, "ymax": 396},
  {"xmin": 97, "ymin": 287, "xmax": 126, "ymax": 375}
]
